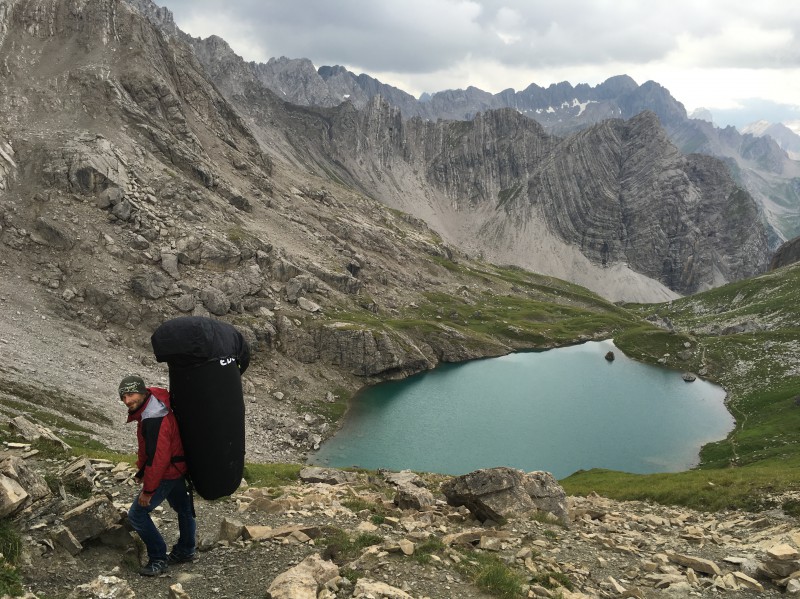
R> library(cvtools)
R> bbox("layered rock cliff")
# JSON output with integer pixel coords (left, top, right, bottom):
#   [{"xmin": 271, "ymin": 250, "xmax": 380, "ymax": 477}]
[
  {"xmin": 225, "ymin": 81, "xmax": 769, "ymax": 298},
  {"xmin": 176, "ymin": 29, "xmax": 770, "ymax": 301},
  {"xmin": 770, "ymin": 235, "xmax": 800, "ymax": 270},
  {"xmin": 232, "ymin": 50, "xmax": 800, "ymax": 246}
]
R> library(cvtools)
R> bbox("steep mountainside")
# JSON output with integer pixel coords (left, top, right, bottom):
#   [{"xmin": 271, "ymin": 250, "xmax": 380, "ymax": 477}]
[
  {"xmin": 184, "ymin": 35, "xmax": 769, "ymax": 301},
  {"xmin": 743, "ymin": 121, "xmax": 800, "ymax": 160},
  {"xmin": 667, "ymin": 119, "xmax": 800, "ymax": 246},
  {"xmin": 239, "ymin": 53, "xmax": 800, "ymax": 245},
  {"xmin": 1, "ymin": 4, "xmax": 800, "ymax": 597}
]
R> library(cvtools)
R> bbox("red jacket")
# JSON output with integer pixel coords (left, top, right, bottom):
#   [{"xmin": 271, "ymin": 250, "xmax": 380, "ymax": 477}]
[{"xmin": 126, "ymin": 387, "xmax": 187, "ymax": 495}]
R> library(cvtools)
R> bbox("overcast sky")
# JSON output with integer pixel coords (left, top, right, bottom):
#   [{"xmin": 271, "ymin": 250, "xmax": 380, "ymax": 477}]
[{"xmin": 159, "ymin": 0, "xmax": 800, "ymax": 129}]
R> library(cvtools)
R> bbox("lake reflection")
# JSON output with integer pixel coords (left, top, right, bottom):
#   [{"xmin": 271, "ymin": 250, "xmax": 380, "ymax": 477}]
[{"xmin": 310, "ymin": 340, "xmax": 733, "ymax": 478}]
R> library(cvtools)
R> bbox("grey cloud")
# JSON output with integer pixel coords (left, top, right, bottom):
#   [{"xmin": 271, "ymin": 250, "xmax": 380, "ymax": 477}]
[
  {"xmin": 161, "ymin": 0, "xmax": 800, "ymax": 73},
  {"xmin": 164, "ymin": 0, "xmax": 484, "ymax": 72}
]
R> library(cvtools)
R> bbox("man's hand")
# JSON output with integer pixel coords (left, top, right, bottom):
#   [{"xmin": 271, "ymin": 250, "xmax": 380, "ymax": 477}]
[{"xmin": 138, "ymin": 491, "xmax": 152, "ymax": 507}]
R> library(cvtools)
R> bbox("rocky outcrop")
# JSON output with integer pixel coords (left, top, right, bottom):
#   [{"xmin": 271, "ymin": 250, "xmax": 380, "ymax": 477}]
[
  {"xmin": 512, "ymin": 112, "xmax": 769, "ymax": 294},
  {"xmin": 0, "ymin": 135, "xmax": 16, "ymax": 192},
  {"xmin": 770, "ymin": 235, "xmax": 800, "ymax": 270},
  {"xmin": 266, "ymin": 553, "xmax": 339, "ymax": 599},
  {"xmin": 248, "ymin": 63, "xmax": 683, "ymax": 134},
  {"xmin": 276, "ymin": 319, "xmax": 434, "ymax": 378},
  {"xmin": 745, "ymin": 121, "xmax": 800, "ymax": 160},
  {"xmin": 441, "ymin": 467, "xmax": 569, "ymax": 525}
]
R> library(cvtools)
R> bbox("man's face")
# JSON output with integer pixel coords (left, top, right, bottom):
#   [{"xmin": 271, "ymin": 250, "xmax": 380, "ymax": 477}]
[{"xmin": 121, "ymin": 392, "xmax": 148, "ymax": 411}]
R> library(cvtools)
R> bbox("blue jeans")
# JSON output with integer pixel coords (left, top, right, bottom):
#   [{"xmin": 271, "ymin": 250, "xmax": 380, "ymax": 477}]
[{"xmin": 128, "ymin": 476, "xmax": 196, "ymax": 562}]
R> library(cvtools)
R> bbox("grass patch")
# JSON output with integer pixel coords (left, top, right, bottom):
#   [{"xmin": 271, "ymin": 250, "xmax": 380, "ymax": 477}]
[
  {"xmin": 0, "ymin": 561, "xmax": 23, "ymax": 598},
  {"xmin": 341, "ymin": 496, "xmax": 384, "ymax": 516},
  {"xmin": 0, "ymin": 521, "xmax": 23, "ymax": 598},
  {"xmin": 457, "ymin": 550, "xmax": 527, "ymax": 598},
  {"xmin": 412, "ymin": 537, "xmax": 445, "ymax": 564},
  {"xmin": 30, "ymin": 436, "xmax": 135, "ymax": 466},
  {"xmin": 225, "ymin": 226, "xmax": 257, "ymax": 246},
  {"xmin": 242, "ymin": 463, "xmax": 302, "ymax": 488},
  {"xmin": 557, "ymin": 264, "xmax": 800, "ymax": 510},
  {"xmin": 303, "ymin": 387, "xmax": 350, "ymax": 424},
  {"xmin": 562, "ymin": 455, "xmax": 800, "ymax": 512},
  {"xmin": 328, "ymin": 256, "xmax": 636, "ymax": 357},
  {"xmin": 0, "ymin": 521, "xmax": 21, "ymax": 565},
  {"xmin": 339, "ymin": 567, "xmax": 362, "ymax": 586},
  {"xmin": 315, "ymin": 527, "xmax": 384, "ymax": 562},
  {"xmin": 614, "ymin": 326, "xmax": 695, "ymax": 362}
]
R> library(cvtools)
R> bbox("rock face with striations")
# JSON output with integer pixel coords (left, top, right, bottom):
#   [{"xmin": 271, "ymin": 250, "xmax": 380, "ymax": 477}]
[
  {"xmin": 301, "ymin": 101, "xmax": 769, "ymax": 297},
  {"xmin": 240, "ymin": 56, "xmax": 800, "ymax": 247},
  {"xmin": 515, "ymin": 111, "xmax": 769, "ymax": 293},
  {"xmin": 0, "ymin": 0, "xmax": 775, "ymax": 460},
  {"xmin": 122, "ymin": 0, "xmax": 772, "ymax": 301}
]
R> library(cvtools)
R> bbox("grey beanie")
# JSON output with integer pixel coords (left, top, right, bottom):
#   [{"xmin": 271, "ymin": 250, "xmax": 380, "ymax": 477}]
[{"xmin": 118, "ymin": 375, "xmax": 146, "ymax": 397}]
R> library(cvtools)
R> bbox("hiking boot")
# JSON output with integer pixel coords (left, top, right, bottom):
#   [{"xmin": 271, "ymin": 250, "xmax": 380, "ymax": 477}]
[
  {"xmin": 167, "ymin": 550, "xmax": 196, "ymax": 565},
  {"xmin": 139, "ymin": 560, "xmax": 168, "ymax": 576}
]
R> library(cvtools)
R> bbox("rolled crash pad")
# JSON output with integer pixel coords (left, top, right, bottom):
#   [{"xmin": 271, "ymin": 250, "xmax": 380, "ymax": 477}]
[
  {"xmin": 151, "ymin": 316, "xmax": 250, "ymax": 500},
  {"xmin": 151, "ymin": 315, "xmax": 249, "ymax": 373}
]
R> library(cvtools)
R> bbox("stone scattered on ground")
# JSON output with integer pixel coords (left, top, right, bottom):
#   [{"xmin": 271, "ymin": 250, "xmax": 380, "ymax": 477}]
[{"xmin": 2, "ymin": 433, "xmax": 800, "ymax": 598}]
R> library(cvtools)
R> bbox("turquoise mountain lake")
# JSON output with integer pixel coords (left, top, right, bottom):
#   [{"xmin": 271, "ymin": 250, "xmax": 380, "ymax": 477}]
[{"xmin": 310, "ymin": 340, "xmax": 733, "ymax": 479}]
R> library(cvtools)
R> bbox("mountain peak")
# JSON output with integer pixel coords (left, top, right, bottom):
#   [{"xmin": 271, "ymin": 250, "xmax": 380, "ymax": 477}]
[{"xmin": 318, "ymin": 65, "xmax": 351, "ymax": 80}]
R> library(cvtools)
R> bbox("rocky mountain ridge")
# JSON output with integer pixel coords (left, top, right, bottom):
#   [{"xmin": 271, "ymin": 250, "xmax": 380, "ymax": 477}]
[
  {"xmin": 213, "ymin": 40, "xmax": 800, "ymax": 247},
  {"xmin": 185, "ymin": 33, "xmax": 770, "ymax": 301},
  {"xmin": 1, "ymin": 0, "xmax": 659, "ymax": 468},
  {"xmin": 742, "ymin": 121, "xmax": 800, "ymax": 161},
  {"xmin": 0, "ymin": 0, "xmax": 779, "ymax": 462}
]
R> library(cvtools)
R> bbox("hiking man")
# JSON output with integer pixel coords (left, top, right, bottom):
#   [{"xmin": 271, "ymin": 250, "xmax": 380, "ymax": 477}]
[{"xmin": 119, "ymin": 374, "xmax": 196, "ymax": 576}]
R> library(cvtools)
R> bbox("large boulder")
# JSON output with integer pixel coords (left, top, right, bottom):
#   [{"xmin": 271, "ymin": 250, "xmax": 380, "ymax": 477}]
[
  {"xmin": 394, "ymin": 484, "xmax": 436, "ymax": 511},
  {"xmin": 130, "ymin": 269, "xmax": 172, "ymax": 299},
  {"xmin": 31, "ymin": 217, "xmax": 75, "ymax": 249},
  {"xmin": 522, "ymin": 470, "xmax": 570, "ymax": 525},
  {"xmin": 0, "ymin": 474, "xmax": 28, "ymax": 518},
  {"xmin": 0, "ymin": 455, "xmax": 50, "ymax": 503},
  {"xmin": 62, "ymin": 497, "xmax": 122, "ymax": 543},
  {"xmin": 441, "ymin": 467, "xmax": 533, "ymax": 524},
  {"xmin": 441, "ymin": 467, "xmax": 568, "ymax": 525},
  {"xmin": 199, "ymin": 285, "xmax": 230, "ymax": 315}
]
